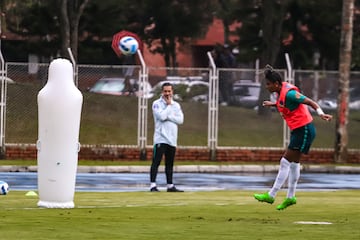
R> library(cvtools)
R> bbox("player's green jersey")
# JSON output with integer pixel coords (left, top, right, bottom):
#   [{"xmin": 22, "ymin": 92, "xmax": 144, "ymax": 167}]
[{"xmin": 285, "ymin": 90, "xmax": 306, "ymax": 111}]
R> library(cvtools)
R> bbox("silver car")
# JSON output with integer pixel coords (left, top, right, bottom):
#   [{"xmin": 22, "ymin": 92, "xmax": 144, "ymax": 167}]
[
  {"xmin": 229, "ymin": 80, "xmax": 260, "ymax": 108},
  {"xmin": 89, "ymin": 77, "xmax": 152, "ymax": 98}
]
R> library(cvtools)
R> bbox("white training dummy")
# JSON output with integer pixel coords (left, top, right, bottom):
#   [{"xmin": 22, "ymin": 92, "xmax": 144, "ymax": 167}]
[{"xmin": 37, "ymin": 58, "xmax": 83, "ymax": 208}]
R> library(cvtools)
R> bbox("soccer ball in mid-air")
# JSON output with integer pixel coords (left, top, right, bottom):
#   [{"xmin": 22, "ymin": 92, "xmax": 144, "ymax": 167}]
[
  {"xmin": 0, "ymin": 181, "xmax": 9, "ymax": 195},
  {"xmin": 119, "ymin": 36, "xmax": 139, "ymax": 55}
]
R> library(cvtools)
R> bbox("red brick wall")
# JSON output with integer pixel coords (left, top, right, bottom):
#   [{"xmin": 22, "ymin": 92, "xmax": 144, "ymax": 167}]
[{"xmin": 4, "ymin": 144, "xmax": 360, "ymax": 164}]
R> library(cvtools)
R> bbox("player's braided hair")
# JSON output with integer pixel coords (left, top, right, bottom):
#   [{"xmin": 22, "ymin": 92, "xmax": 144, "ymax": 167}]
[{"xmin": 264, "ymin": 64, "xmax": 283, "ymax": 84}]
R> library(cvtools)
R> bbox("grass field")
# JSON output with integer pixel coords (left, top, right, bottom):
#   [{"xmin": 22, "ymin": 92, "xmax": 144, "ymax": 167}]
[
  {"xmin": 1, "ymin": 190, "xmax": 359, "ymax": 240},
  {"xmin": 2, "ymin": 84, "xmax": 360, "ymax": 240}
]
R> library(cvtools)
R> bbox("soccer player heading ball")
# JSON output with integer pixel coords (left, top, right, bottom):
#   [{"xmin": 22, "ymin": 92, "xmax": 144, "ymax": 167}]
[{"xmin": 254, "ymin": 65, "xmax": 332, "ymax": 210}]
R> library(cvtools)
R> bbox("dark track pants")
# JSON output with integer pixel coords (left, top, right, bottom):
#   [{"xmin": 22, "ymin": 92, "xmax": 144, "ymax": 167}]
[{"xmin": 150, "ymin": 143, "xmax": 176, "ymax": 184}]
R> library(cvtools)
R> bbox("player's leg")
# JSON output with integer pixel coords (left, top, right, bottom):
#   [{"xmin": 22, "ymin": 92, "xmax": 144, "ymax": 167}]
[
  {"xmin": 150, "ymin": 143, "xmax": 165, "ymax": 191},
  {"xmin": 254, "ymin": 129, "xmax": 302, "ymax": 205},
  {"xmin": 164, "ymin": 145, "xmax": 175, "ymax": 185},
  {"xmin": 287, "ymin": 162, "xmax": 300, "ymax": 198},
  {"xmin": 253, "ymin": 156, "xmax": 290, "ymax": 204},
  {"xmin": 286, "ymin": 149, "xmax": 303, "ymax": 199},
  {"xmin": 164, "ymin": 145, "xmax": 183, "ymax": 192},
  {"xmin": 275, "ymin": 149, "xmax": 300, "ymax": 210},
  {"xmin": 269, "ymin": 156, "xmax": 292, "ymax": 197},
  {"xmin": 277, "ymin": 124, "xmax": 315, "ymax": 210}
]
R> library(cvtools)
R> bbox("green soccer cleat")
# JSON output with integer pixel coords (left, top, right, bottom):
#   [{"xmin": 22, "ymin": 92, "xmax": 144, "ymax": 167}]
[
  {"xmin": 254, "ymin": 192, "xmax": 275, "ymax": 204},
  {"xmin": 276, "ymin": 197, "xmax": 297, "ymax": 210}
]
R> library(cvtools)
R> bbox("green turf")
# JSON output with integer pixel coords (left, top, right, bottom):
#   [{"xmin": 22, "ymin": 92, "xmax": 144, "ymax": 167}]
[{"xmin": 1, "ymin": 190, "xmax": 359, "ymax": 240}]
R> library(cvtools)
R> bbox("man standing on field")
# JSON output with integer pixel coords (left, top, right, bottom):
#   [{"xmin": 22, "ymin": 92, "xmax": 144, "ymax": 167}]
[{"xmin": 149, "ymin": 82, "xmax": 184, "ymax": 192}]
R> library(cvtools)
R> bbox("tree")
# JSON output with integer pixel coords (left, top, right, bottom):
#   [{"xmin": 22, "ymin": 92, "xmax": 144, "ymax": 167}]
[
  {"xmin": 233, "ymin": 0, "xmax": 355, "ymax": 70},
  {"xmin": 257, "ymin": 0, "xmax": 290, "ymax": 117},
  {"xmin": 142, "ymin": 0, "xmax": 215, "ymax": 67},
  {"xmin": 334, "ymin": 0, "xmax": 354, "ymax": 163},
  {"xmin": 283, "ymin": 0, "xmax": 343, "ymax": 70},
  {"xmin": 3, "ymin": 0, "xmax": 90, "ymax": 61},
  {"xmin": 234, "ymin": 0, "xmax": 290, "ymax": 117},
  {"xmin": 216, "ymin": 0, "xmax": 239, "ymax": 44},
  {"xmin": 3, "ymin": 0, "xmax": 60, "ymax": 59},
  {"xmin": 351, "ymin": 0, "xmax": 360, "ymax": 70},
  {"xmin": 58, "ymin": 0, "xmax": 90, "ymax": 61}
]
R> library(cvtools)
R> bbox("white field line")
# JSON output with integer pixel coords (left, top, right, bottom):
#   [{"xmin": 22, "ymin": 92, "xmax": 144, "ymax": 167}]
[{"xmin": 294, "ymin": 221, "xmax": 333, "ymax": 225}]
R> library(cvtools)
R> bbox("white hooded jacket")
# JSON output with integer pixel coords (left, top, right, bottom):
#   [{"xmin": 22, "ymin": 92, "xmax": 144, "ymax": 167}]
[{"xmin": 152, "ymin": 96, "xmax": 184, "ymax": 147}]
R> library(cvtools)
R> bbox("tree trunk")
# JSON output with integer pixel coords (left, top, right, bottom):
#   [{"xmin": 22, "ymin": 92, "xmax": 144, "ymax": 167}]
[
  {"xmin": 59, "ymin": 0, "xmax": 70, "ymax": 58},
  {"xmin": 58, "ymin": 0, "xmax": 89, "ymax": 61},
  {"xmin": 218, "ymin": 0, "xmax": 230, "ymax": 44},
  {"xmin": 169, "ymin": 37, "xmax": 177, "ymax": 68},
  {"xmin": 335, "ymin": 0, "xmax": 354, "ymax": 163},
  {"xmin": 161, "ymin": 37, "xmax": 171, "ymax": 67}
]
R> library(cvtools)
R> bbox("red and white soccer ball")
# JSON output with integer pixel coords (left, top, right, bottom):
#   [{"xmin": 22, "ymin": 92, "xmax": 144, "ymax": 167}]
[{"xmin": 118, "ymin": 36, "xmax": 139, "ymax": 55}]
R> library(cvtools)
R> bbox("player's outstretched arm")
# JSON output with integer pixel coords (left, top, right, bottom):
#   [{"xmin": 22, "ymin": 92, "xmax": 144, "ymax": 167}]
[
  {"xmin": 303, "ymin": 98, "xmax": 333, "ymax": 121},
  {"xmin": 262, "ymin": 100, "xmax": 276, "ymax": 107}
]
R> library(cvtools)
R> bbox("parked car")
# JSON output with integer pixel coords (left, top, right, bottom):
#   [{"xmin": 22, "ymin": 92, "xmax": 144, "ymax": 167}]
[
  {"xmin": 317, "ymin": 86, "xmax": 360, "ymax": 111},
  {"xmin": 228, "ymin": 80, "xmax": 260, "ymax": 108},
  {"xmin": 150, "ymin": 79, "xmax": 209, "ymax": 103},
  {"xmin": 0, "ymin": 76, "xmax": 15, "ymax": 84},
  {"xmin": 89, "ymin": 77, "xmax": 152, "ymax": 98},
  {"xmin": 349, "ymin": 86, "xmax": 360, "ymax": 110},
  {"xmin": 318, "ymin": 97, "xmax": 337, "ymax": 111}
]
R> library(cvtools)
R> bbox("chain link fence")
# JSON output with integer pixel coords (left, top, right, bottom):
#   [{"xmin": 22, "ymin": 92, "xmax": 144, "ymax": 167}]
[
  {"xmin": 147, "ymin": 67, "xmax": 210, "ymax": 147},
  {"xmin": 3, "ymin": 62, "xmax": 360, "ymax": 150}
]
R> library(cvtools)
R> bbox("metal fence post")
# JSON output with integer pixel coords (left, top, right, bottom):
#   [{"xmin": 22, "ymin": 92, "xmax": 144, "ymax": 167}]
[
  {"xmin": 67, "ymin": 48, "xmax": 78, "ymax": 86},
  {"xmin": 0, "ymin": 51, "xmax": 6, "ymax": 158},
  {"xmin": 207, "ymin": 51, "xmax": 218, "ymax": 161},
  {"xmin": 137, "ymin": 49, "xmax": 148, "ymax": 160}
]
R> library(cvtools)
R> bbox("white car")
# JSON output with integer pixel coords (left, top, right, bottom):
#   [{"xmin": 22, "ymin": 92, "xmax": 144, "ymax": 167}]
[
  {"xmin": 318, "ymin": 98, "xmax": 337, "ymax": 111},
  {"xmin": 150, "ymin": 79, "xmax": 209, "ymax": 103},
  {"xmin": 89, "ymin": 77, "xmax": 152, "ymax": 98},
  {"xmin": 349, "ymin": 100, "xmax": 360, "ymax": 110},
  {"xmin": 317, "ymin": 86, "xmax": 360, "ymax": 111},
  {"xmin": 349, "ymin": 86, "xmax": 360, "ymax": 110},
  {"xmin": 0, "ymin": 76, "xmax": 15, "ymax": 84}
]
